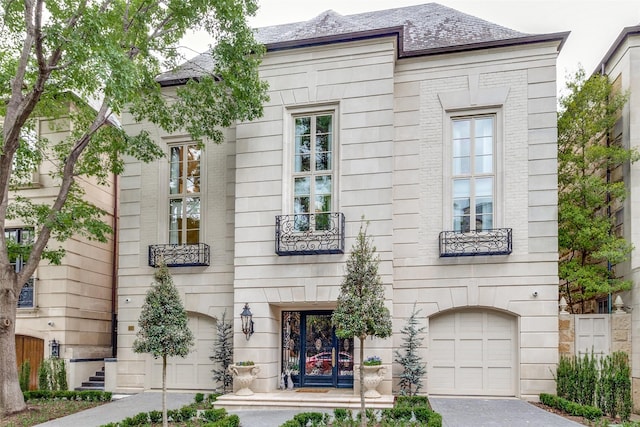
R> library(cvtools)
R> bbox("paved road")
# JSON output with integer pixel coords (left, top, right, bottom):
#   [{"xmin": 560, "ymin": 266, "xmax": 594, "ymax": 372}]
[{"xmin": 34, "ymin": 393, "xmax": 585, "ymax": 427}]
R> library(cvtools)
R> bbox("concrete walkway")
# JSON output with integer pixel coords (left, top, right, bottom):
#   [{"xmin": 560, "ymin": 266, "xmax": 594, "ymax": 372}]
[
  {"xmin": 33, "ymin": 392, "xmax": 325, "ymax": 427},
  {"xmin": 34, "ymin": 392, "xmax": 587, "ymax": 427}
]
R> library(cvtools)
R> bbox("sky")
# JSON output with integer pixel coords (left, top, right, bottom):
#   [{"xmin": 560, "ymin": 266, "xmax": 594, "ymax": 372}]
[{"xmin": 187, "ymin": 0, "xmax": 640, "ymax": 96}]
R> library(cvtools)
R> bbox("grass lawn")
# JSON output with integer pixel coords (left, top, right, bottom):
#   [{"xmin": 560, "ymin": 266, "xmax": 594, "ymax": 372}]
[{"xmin": 0, "ymin": 399, "xmax": 106, "ymax": 427}]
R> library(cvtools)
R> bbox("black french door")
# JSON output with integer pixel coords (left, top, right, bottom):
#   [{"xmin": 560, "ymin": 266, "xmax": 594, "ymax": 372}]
[{"xmin": 282, "ymin": 311, "xmax": 353, "ymax": 388}]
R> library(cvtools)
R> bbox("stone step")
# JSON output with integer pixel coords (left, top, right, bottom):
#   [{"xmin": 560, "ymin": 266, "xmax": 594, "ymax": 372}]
[{"xmin": 215, "ymin": 391, "xmax": 394, "ymax": 411}]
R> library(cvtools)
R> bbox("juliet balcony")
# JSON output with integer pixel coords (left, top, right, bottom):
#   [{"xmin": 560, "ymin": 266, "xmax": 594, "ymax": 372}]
[
  {"xmin": 275, "ymin": 212, "xmax": 345, "ymax": 256},
  {"xmin": 439, "ymin": 228, "xmax": 512, "ymax": 257},
  {"xmin": 148, "ymin": 243, "xmax": 211, "ymax": 267}
]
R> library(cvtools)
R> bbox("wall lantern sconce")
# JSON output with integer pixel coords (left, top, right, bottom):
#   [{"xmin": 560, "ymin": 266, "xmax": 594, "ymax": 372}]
[
  {"xmin": 240, "ymin": 303, "xmax": 254, "ymax": 341},
  {"xmin": 49, "ymin": 339, "xmax": 60, "ymax": 358}
]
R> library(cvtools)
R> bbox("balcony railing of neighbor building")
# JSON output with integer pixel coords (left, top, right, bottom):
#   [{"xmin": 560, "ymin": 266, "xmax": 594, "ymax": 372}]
[
  {"xmin": 276, "ymin": 212, "xmax": 345, "ymax": 256},
  {"xmin": 148, "ymin": 243, "xmax": 210, "ymax": 267},
  {"xmin": 439, "ymin": 228, "xmax": 512, "ymax": 257}
]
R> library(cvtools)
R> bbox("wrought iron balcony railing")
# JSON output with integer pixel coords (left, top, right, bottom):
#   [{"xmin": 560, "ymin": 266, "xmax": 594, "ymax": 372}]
[
  {"xmin": 276, "ymin": 212, "xmax": 345, "ymax": 256},
  {"xmin": 148, "ymin": 243, "xmax": 210, "ymax": 267},
  {"xmin": 439, "ymin": 228, "xmax": 512, "ymax": 257}
]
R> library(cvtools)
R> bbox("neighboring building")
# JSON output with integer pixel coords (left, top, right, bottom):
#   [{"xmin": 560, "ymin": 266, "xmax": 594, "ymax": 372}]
[
  {"xmin": 117, "ymin": 3, "xmax": 566, "ymax": 400},
  {"xmin": 11, "ymin": 115, "xmax": 117, "ymax": 390},
  {"xmin": 596, "ymin": 24, "xmax": 640, "ymax": 407}
]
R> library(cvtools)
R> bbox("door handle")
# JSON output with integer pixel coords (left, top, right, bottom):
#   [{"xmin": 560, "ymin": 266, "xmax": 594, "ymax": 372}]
[{"xmin": 332, "ymin": 348, "xmax": 336, "ymax": 367}]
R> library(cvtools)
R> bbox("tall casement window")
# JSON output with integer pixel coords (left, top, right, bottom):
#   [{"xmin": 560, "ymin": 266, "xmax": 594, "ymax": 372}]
[
  {"xmin": 452, "ymin": 116, "xmax": 495, "ymax": 232},
  {"xmin": 6, "ymin": 228, "xmax": 35, "ymax": 308},
  {"xmin": 293, "ymin": 113, "xmax": 333, "ymax": 231},
  {"xmin": 169, "ymin": 144, "xmax": 201, "ymax": 244}
]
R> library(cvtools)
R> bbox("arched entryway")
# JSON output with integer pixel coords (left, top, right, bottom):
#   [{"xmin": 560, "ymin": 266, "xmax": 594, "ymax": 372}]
[{"xmin": 428, "ymin": 308, "xmax": 517, "ymax": 396}]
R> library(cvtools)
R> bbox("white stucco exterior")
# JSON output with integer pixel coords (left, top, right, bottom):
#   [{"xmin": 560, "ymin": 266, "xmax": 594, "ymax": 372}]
[{"xmin": 117, "ymin": 5, "xmax": 564, "ymax": 400}]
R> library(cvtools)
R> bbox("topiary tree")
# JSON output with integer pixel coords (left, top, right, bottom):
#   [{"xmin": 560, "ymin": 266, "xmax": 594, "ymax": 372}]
[
  {"xmin": 331, "ymin": 222, "xmax": 392, "ymax": 427},
  {"xmin": 394, "ymin": 302, "xmax": 426, "ymax": 396},
  {"xmin": 210, "ymin": 310, "xmax": 234, "ymax": 393},
  {"xmin": 133, "ymin": 262, "xmax": 194, "ymax": 427}
]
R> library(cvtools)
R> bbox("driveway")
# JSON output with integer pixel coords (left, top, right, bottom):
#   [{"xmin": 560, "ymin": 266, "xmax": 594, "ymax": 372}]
[
  {"xmin": 429, "ymin": 397, "xmax": 584, "ymax": 427},
  {"xmin": 34, "ymin": 393, "xmax": 585, "ymax": 427}
]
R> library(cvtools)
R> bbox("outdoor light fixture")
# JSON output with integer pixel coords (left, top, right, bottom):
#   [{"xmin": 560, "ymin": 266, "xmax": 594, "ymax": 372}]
[
  {"xmin": 240, "ymin": 303, "xmax": 254, "ymax": 340},
  {"xmin": 49, "ymin": 339, "xmax": 60, "ymax": 358}
]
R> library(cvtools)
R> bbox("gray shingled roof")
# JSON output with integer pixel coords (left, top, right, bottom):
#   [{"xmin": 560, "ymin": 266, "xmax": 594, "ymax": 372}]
[
  {"xmin": 255, "ymin": 3, "xmax": 528, "ymax": 52},
  {"xmin": 159, "ymin": 2, "xmax": 536, "ymax": 84}
]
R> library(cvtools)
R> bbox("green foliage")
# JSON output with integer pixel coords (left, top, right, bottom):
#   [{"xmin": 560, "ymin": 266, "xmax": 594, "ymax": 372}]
[
  {"xmin": 203, "ymin": 408, "xmax": 229, "ymax": 422},
  {"xmin": 332, "ymin": 223, "xmax": 392, "ymax": 341},
  {"xmin": 234, "ymin": 360, "xmax": 254, "ymax": 366},
  {"xmin": 149, "ymin": 410, "xmax": 162, "ymax": 423},
  {"xmin": 19, "ymin": 360, "xmax": 31, "ymax": 392},
  {"xmin": 333, "ymin": 408, "xmax": 352, "ymax": 421},
  {"xmin": 597, "ymin": 351, "xmax": 632, "ymax": 421},
  {"xmin": 24, "ymin": 390, "xmax": 111, "ymax": 401},
  {"xmin": 394, "ymin": 303, "xmax": 427, "ymax": 396},
  {"xmin": 37, "ymin": 358, "xmax": 68, "ymax": 391},
  {"xmin": 1, "ymin": 0, "xmax": 267, "ymax": 413},
  {"xmin": 362, "ymin": 356, "xmax": 381, "ymax": 366},
  {"xmin": 331, "ymin": 222, "xmax": 392, "ymax": 426},
  {"xmin": 195, "ymin": 392, "xmax": 205, "ymax": 403},
  {"xmin": 133, "ymin": 262, "xmax": 194, "ymax": 358},
  {"xmin": 554, "ymin": 351, "xmax": 632, "ymax": 420},
  {"xmin": 540, "ymin": 393, "xmax": 603, "ymax": 420},
  {"xmin": 38, "ymin": 361, "xmax": 50, "ymax": 391},
  {"xmin": 558, "ymin": 68, "xmax": 639, "ymax": 311}
]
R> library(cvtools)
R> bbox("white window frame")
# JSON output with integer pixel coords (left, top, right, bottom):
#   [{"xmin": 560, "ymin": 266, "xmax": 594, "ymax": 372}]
[
  {"xmin": 161, "ymin": 138, "xmax": 205, "ymax": 245},
  {"xmin": 282, "ymin": 103, "xmax": 340, "ymax": 231},
  {"xmin": 443, "ymin": 108, "xmax": 503, "ymax": 233}
]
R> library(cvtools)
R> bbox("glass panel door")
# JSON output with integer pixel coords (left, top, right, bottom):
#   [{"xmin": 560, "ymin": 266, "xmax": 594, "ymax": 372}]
[{"xmin": 282, "ymin": 311, "xmax": 353, "ymax": 388}]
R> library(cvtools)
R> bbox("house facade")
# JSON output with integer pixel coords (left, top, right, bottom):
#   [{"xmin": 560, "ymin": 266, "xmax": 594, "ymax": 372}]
[
  {"xmin": 11, "ymin": 115, "xmax": 117, "ymax": 389},
  {"xmin": 117, "ymin": 3, "xmax": 566, "ymax": 400},
  {"xmin": 597, "ymin": 24, "xmax": 640, "ymax": 408}
]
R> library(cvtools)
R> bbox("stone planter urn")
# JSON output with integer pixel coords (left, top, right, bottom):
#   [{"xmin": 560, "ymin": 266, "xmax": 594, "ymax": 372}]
[
  {"xmin": 229, "ymin": 364, "xmax": 260, "ymax": 396},
  {"xmin": 361, "ymin": 364, "xmax": 386, "ymax": 398}
]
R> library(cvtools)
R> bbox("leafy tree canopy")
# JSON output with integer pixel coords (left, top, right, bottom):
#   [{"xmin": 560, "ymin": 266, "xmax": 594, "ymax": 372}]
[
  {"xmin": 133, "ymin": 262, "xmax": 194, "ymax": 358},
  {"xmin": 0, "ymin": 0, "xmax": 267, "ymax": 415},
  {"xmin": 558, "ymin": 67, "xmax": 639, "ymax": 311}
]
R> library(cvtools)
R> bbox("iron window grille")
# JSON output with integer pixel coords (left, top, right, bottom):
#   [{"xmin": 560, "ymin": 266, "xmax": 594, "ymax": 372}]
[
  {"xmin": 439, "ymin": 228, "xmax": 512, "ymax": 257},
  {"xmin": 276, "ymin": 212, "xmax": 345, "ymax": 256},
  {"xmin": 148, "ymin": 243, "xmax": 210, "ymax": 267}
]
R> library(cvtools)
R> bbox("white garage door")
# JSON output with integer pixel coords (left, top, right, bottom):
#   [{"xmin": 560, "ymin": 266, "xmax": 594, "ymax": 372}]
[
  {"xmin": 429, "ymin": 309, "xmax": 516, "ymax": 396},
  {"xmin": 151, "ymin": 313, "xmax": 216, "ymax": 390}
]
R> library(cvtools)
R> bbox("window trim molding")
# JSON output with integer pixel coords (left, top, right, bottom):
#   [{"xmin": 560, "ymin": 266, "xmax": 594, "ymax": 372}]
[
  {"xmin": 282, "ymin": 102, "xmax": 340, "ymax": 217},
  {"xmin": 159, "ymin": 136, "xmax": 206, "ymax": 245},
  {"xmin": 442, "ymin": 107, "xmax": 504, "ymax": 233}
]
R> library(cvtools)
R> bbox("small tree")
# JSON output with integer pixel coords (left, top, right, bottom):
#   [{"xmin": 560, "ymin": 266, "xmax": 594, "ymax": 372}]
[
  {"xmin": 133, "ymin": 262, "xmax": 194, "ymax": 427},
  {"xmin": 210, "ymin": 310, "xmax": 234, "ymax": 393},
  {"xmin": 332, "ymin": 222, "xmax": 392, "ymax": 427},
  {"xmin": 558, "ymin": 67, "xmax": 639, "ymax": 312},
  {"xmin": 394, "ymin": 303, "xmax": 426, "ymax": 396}
]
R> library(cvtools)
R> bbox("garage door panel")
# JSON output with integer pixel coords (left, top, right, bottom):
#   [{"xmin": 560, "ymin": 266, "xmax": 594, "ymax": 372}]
[
  {"xmin": 431, "ymin": 339, "xmax": 454, "ymax": 360},
  {"xmin": 429, "ymin": 310, "xmax": 516, "ymax": 396},
  {"xmin": 458, "ymin": 339, "xmax": 482, "ymax": 360},
  {"xmin": 151, "ymin": 313, "xmax": 216, "ymax": 390},
  {"xmin": 459, "ymin": 367, "xmax": 483, "ymax": 389}
]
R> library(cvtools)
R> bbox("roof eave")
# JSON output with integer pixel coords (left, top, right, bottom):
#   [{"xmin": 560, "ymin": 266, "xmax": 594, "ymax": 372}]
[
  {"xmin": 400, "ymin": 31, "xmax": 570, "ymax": 59},
  {"xmin": 264, "ymin": 26, "xmax": 404, "ymax": 53},
  {"xmin": 594, "ymin": 24, "xmax": 640, "ymax": 76}
]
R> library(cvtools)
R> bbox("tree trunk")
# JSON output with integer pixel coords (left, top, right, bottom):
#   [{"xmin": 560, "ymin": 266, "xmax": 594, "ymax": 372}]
[
  {"xmin": 359, "ymin": 336, "xmax": 366, "ymax": 427},
  {"xmin": 0, "ymin": 275, "xmax": 26, "ymax": 415},
  {"xmin": 162, "ymin": 355, "xmax": 168, "ymax": 427}
]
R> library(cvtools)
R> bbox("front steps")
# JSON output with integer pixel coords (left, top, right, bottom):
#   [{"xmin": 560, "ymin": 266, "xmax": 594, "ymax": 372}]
[
  {"xmin": 75, "ymin": 368, "xmax": 105, "ymax": 391},
  {"xmin": 215, "ymin": 390, "xmax": 394, "ymax": 410}
]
